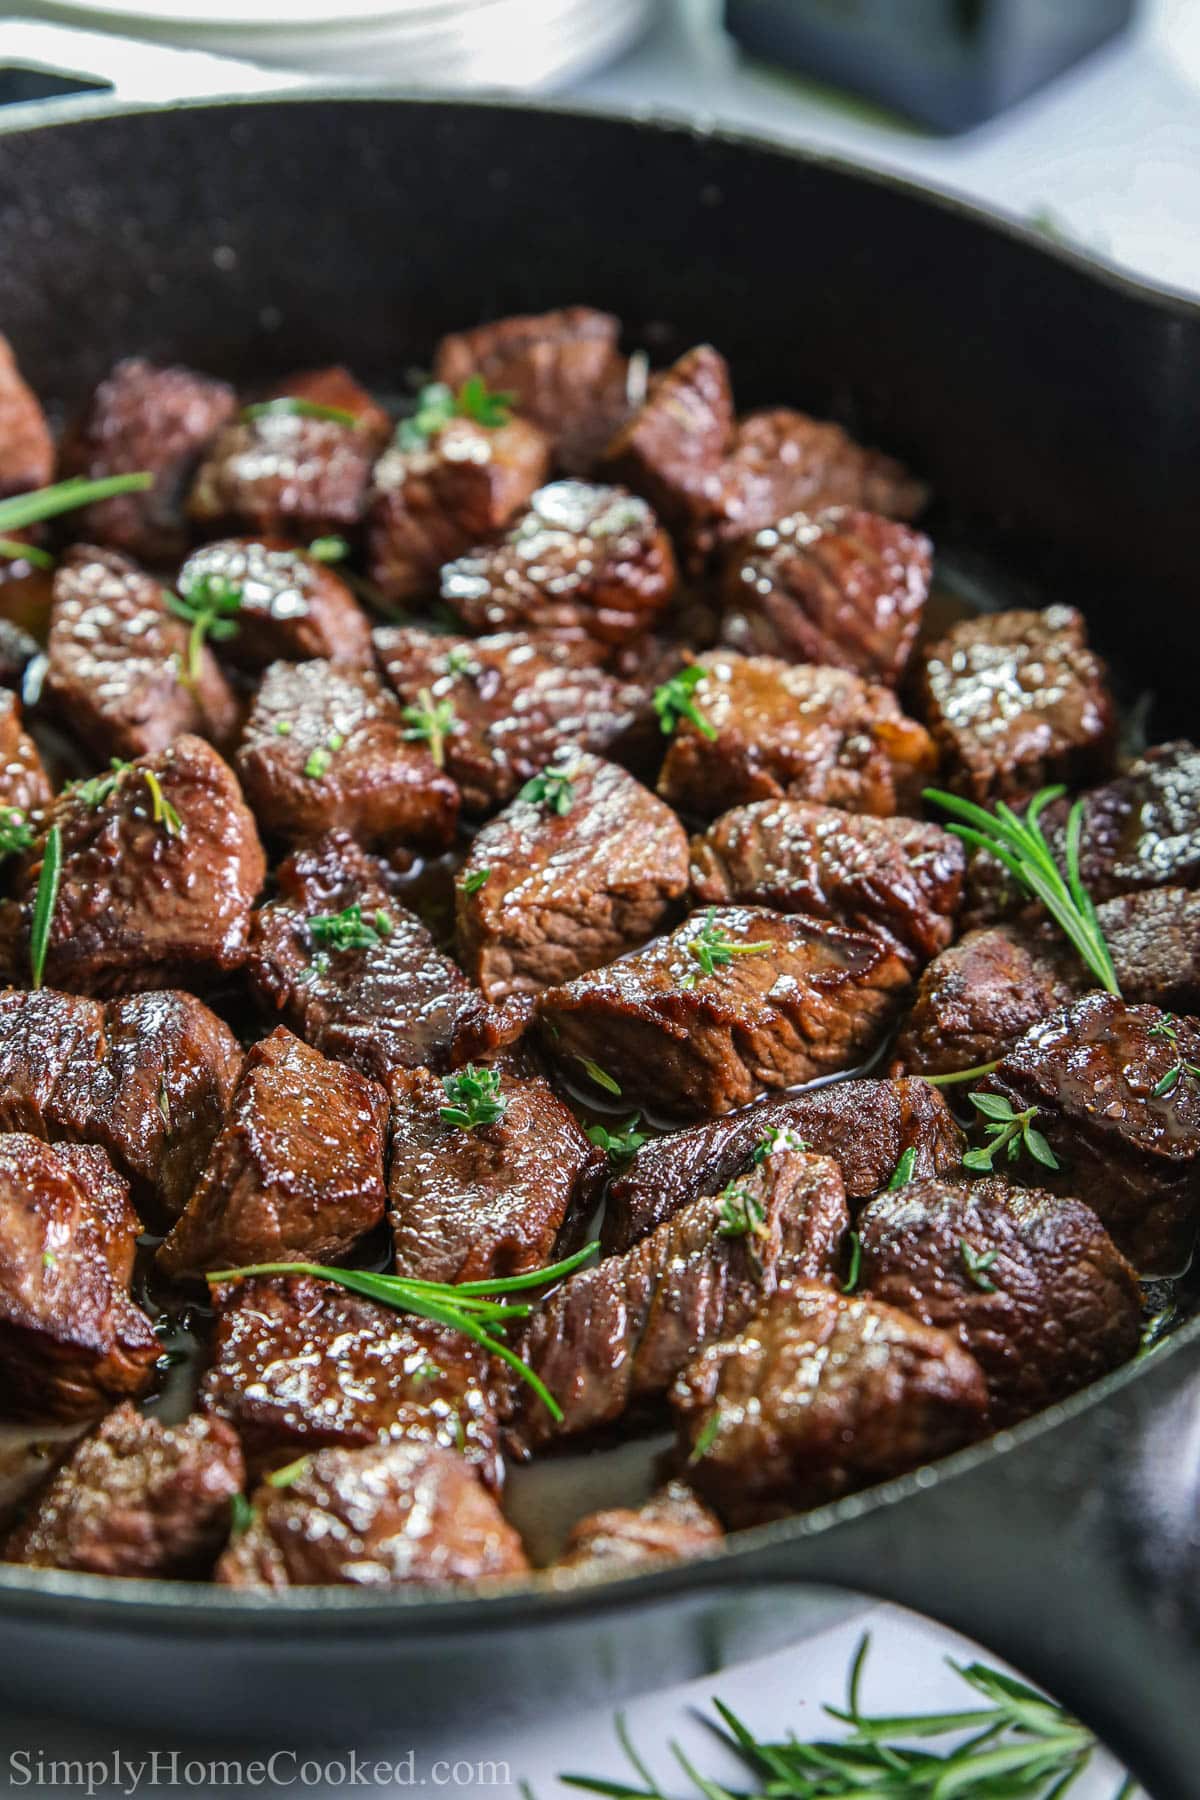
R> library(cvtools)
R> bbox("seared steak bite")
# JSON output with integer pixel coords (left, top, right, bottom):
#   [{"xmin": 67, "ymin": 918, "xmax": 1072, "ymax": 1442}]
[
  {"xmin": 201, "ymin": 1274, "xmax": 502, "ymax": 1487},
  {"xmin": 893, "ymin": 923, "xmax": 1079, "ymax": 1078},
  {"xmin": 538, "ymin": 905, "xmax": 911, "ymax": 1122},
  {"xmin": 249, "ymin": 832, "xmax": 472, "ymax": 1080},
  {"xmin": 916, "ymin": 605, "xmax": 1116, "ymax": 805},
  {"xmin": 215, "ymin": 1440, "xmax": 529, "ymax": 1589},
  {"xmin": 1, "ymin": 736, "xmax": 265, "ymax": 996},
  {"xmin": 0, "ymin": 1135, "xmax": 158, "ymax": 1419},
  {"xmin": 441, "ymin": 481, "xmax": 676, "ymax": 647},
  {"xmin": 45, "ymin": 546, "xmax": 239, "ymax": 762},
  {"xmin": 457, "ymin": 754, "xmax": 690, "ymax": 999},
  {"xmin": 1096, "ymin": 888, "xmax": 1200, "ymax": 1013},
  {"xmin": 176, "ymin": 538, "xmax": 372, "ymax": 671},
  {"xmin": 189, "ymin": 365, "xmax": 390, "ymax": 540},
  {"xmin": 973, "ymin": 994, "xmax": 1200, "ymax": 1275},
  {"xmin": 554, "ymin": 1481, "xmax": 723, "ymax": 1575},
  {"xmin": 504, "ymin": 1147, "xmax": 849, "ymax": 1456},
  {"xmin": 374, "ymin": 627, "xmax": 651, "ymax": 815},
  {"xmin": 235, "ymin": 658, "xmax": 458, "ymax": 850},
  {"xmin": 0, "ymin": 336, "xmax": 53, "ymax": 498},
  {"xmin": 0, "ymin": 690, "xmax": 51, "ymax": 824},
  {"xmin": 858, "ymin": 1175, "xmax": 1141, "ymax": 1428},
  {"xmin": 719, "ymin": 507, "xmax": 931, "ymax": 684},
  {"xmin": 5, "ymin": 1403, "xmax": 243, "ymax": 1577},
  {"xmin": 657, "ymin": 652, "xmax": 937, "ymax": 820},
  {"xmin": 58, "ymin": 358, "xmax": 237, "ymax": 564},
  {"xmin": 366, "ymin": 413, "xmax": 550, "ymax": 605},
  {"xmin": 604, "ymin": 1076, "xmax": 964, "ymax": 1254},
  {"xmin": 601, "ymin": 345, "xmax": 734, "ymax": 541},
  {"xmin": 388, "ymin": 1065, "xmax": 601, "ymax": 1285},
  {"xmin": 690, "ymin": 799, "xmax": 963, "ymax": 969},
  {"xmin": 673, "ymin": 1282, "xmax": 988, "ymax": 1524},
  {"xmin": 157, "ymin": 1027, "xmax": 388, "ymax": 1281},
  {"xmin": 434, "ymin": 306, "xmax": 632, "ymax": 474}
]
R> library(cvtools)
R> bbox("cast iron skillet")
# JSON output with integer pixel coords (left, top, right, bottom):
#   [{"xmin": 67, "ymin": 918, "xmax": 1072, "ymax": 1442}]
[{"xmin": 0, "ymin": 93, "xmax": 1198, "ymax": 1796}]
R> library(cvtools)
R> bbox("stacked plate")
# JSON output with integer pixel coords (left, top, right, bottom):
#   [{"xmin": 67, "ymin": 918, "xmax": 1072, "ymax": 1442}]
[{"xmin": 27, "ymin": 0, "xmax": 656, "ymax": 88}]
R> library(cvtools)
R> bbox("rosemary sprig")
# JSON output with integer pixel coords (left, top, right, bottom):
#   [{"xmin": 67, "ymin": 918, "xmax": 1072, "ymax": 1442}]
[
  {"xmin": 29, "ymin": 824, "xmax": 62, "ymax": 992},
  {"xmin": 921, "ymin": 1060, "xmax": 1001, "ymax": 1088},
  {"xmin": 682, "ymin": 908, "xmax": 772, "ymax": 987},
  {"xmin": 0, "ymin": 473, "xmax": 153, "ymax": 536},
  {"xmin": 0, "ymin": 809, "xmax": 34, "ymax": 861},
  {"xmin": 0, "ymin": 537, "xmax": 54, "ymax": 570},
  {"xmin": 925, "ymin": 786, "xmax": 1120, "ymax": 996},
  {"xmin": 560, "ymin": 1633, "xmax": 1131, "ymax": 1799},
  {"xmin": 166, "ymin": 570, "xmax": 243, "ymax": 682},
  {"xmin": 586, "ymin": 1116, "xmax": 647, "ymax": 1161},
  {"xmin": 574, "ymin": 1055, "xmax": 622, "ymax": 1096},
  {"xmin": 653, "ymin": 665, "xmax": 717, "ymax": 741},
  {"xmin": 963, "ymin": 1094, "xmax": 1059, "ymax": 1174},
  {"xmin": 241, "ymin": 397, "xmax": 359, "ymax": 427},
  {"xmin": 396, "ymin": 376, "xmax": 514, "ymax": 451},
  {"xmin": 401, "ymin": 689, "xmax": 456, "ymax": 768},
  {"xmin": 308, "ymin": 904, "xmax": 391, "ymax": 953},
  {"xmin": 439, "ymin": 1063, "xmax": 507, "ymax": 1130},
  {"xmin": 461, "ymin": 867, "xmax": 490, "ymax": 895},
  {"xmin": 206, "ymin": 1243, "xmax": 598, "ymax": 1419},
  {"xmin": 887, "ymin": 1146, "xmax": 918, "ymax": 1189}
]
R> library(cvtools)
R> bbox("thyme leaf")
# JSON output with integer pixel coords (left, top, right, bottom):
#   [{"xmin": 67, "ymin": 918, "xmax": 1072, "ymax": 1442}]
[
  {"xmin": 401, "ymin": 689, "xmax": 456, "ymax": 768},
  {"xmin": 308, "ymin": 904, "xmax": 391, "ymax": 953},
  {"xmin": 652, "ymin": 664, "xmax": 717, "ymax": 740},
  {"xmin": 166, "ymin": 570, "xmax": 243, "ymax": 682},
  {"xmin": 586, "ymin": 1116, "xmax": 647, "ymax": 1161},
  {"xmin": 519, "ymin": 762, "xmax": 579, "ymax": 815},
  {"xmin": 963, "ymin": 1094, "xmax": 1059, "ymax": 1174},
  {"xmin": 439, "ymin": 1063, "xmax": 507, "ymax": 1130},
  {"xmin": 395, "ymin": 376, "xmax": 514, "ymax": 451}
]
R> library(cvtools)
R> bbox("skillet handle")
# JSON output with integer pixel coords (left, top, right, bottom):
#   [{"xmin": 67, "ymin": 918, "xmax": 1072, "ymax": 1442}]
[{"xmin": 717, "ymin": 1338, "xmax": 1200, "ymax": 1800}]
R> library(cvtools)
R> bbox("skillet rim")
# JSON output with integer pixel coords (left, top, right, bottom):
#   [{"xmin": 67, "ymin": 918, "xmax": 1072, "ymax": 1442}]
[{"xmin": 0, "ymin": 89, "xmax": 1196, "ymax": 1619}]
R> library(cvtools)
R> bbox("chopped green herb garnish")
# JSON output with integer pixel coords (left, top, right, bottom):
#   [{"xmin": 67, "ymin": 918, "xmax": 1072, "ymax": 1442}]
[
  {"xmin": 0, "ymin": 473, "xmax": 153, "ymax": 537},
  {"xmin": 266, "ymin": 1455, "xmax": 313, "ymax": 1489},
  {"xmin": 41, "ymin": 1252, "xmax": 56, "ymax": 1270},
  {"xmin": 585, "ymin": 1115, "xmax": 647, "ymax": 1161},
  {"xmin": 166, "ymin": 570, "xmax": 242, "ymax": 683},
  {"xmin": 519, "ymin": 762, "xmax": 579, "ymax": 816},
  {"xmin": 921, "ymin": 1059, "xmax": 1002, "ymax": 1087},
  {"xmin": 207, "ymin": 1242, "xmax": 599, "ymax": 1420},
  {"xmin": 302, "ymin": 727, "xmax": 348, "ymax": 780},
  {"xmin": 688, "ymin": 1409, "xmax": 723, "ymax": 1466},
  {"xmin": 275, "ymin": 720, "xmax": 293, "ymax": 736},
  {"xmin": 298, "ymin": 951, "xmax": 330, "ymax": 986},
  {"xmin": 396, "ymin": 376, "xmax": 514, "ymax": 451},
  {"xmin": 229, "ymin": 1492, "xmax": 255, "ymax": 1536},
  {"xmin": 0, "ymin": 537, "xmax": 54, "ymax": 570},
  {"xmin": 439, "ymin": 1063, "xmax": 507, "ymax": 1130},
  {"xmin": 410, "ymin": 1359, "xmax": 443, "ymax": 1386},
  {"xmin": 715, "ymin": 1181, "xmax": 766, "ymax": 1240},
  {"xmin": 751, "ymin": 1124, "xmax": 809, "ymax": 1163},
  {"xmin": 841, "ymin": 1230, "xmax": 862, "ymax": 1294},
  {"xmin": 573, "ymin": 1055, "xmax": 621, "ymax": 1096},
  {"xmin": 443, "ymin": 644, "xmax": 478, "ymax": 677},
  {"xmin": 960, "ymin": 1239, "xmax": 999, "ymax": 1292},
  {"xmin": 68, "ymin": 758, "xmax": 129, "ymax": 810},
  {"xmin": 0, "ymin": 810, "xmax": 34, "ymax": 861},
  {"xmin": 887, "ymin": 1145, "xmax": 917, "ymax": 1189},
  {"xmin": 141, "ymin": 769, "xmax": 182, "ymax": 837},
  {"xmin": 1149, "ymin": 1014, "xmax": 1200, "ymax": 1098},
  {"xmin": 401, "ymin": 688, "xmax": 456, "ymax": 768},
  {"xmin": 307, "ymin": 535, "xmax": 349, "ymax": 563},
  {"xmin": 461, "ymin": 867, "xmax": 490, "ymax": 895},
  {"xmin": 683, "ymin": 908, "xmax": 772, "ymax": 986},
  {"xmin": 308, "ymin": 904, "xmax": 391, "ymax": 953},
  {"xmin": 963, "ymin": 1093, "xmax": 1059, "ymax": 1174},
  {"xmin": 29, "ymin": 823, "xmax": 62, "ymax": 992},
  {"xmin": 242, "ymin": 398, "xmax": 359, "ymax": 427},
  {"xmin": 653, "ymin": 664, "xmax": 717, "ymax": 740}
]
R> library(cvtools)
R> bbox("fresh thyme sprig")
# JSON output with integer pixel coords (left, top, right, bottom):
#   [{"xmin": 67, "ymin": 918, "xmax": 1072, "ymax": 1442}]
[
  {"xmin": 653, "ymin": 665, "xmax": 717, "ymax": 741},
  {"xmin": 401, "ymin": 689, "xmax": 456, "ymax": 768},
  {"xmin": 752, "ymin": 1125, "xmax": 809, "ymax": 1162},
  {"xmin": 167, "ymin": 570, "xmax": 243, "ymax": 682},
  {"xmin": 682, "ymin": 908, "xmax": 772, "ymax": 987},
  {"xmin": 0, "ymin": 473, "xmax": 153, "ymax": 537},
  {"xmin": 925, "ymin": 786, "xmax": 1120, "ymax": 996},
  {"xmin": 1148, "ymin": 1015, "xmax": 1200, "ymax": 1098},
  {"xmin": 586, "ymin": 1116, "xmax": 647, "ymax": 1161},
  {"xmin": 206, "ymin": 1243, "xmax": 598, "ymax": 1419},
  {"xmin": 520, "ymin": 761, "xmax": 580, "ymax": 816},
  {"xmin": 963, "ymin": 1093, "xmax": 1059, "ymax": 1174},
  {"xmin": 29, "ymin": 824, "xmax": 62, "ymax": 992},
  {"xmin": 715, "ymin": 1181, "xmax": 767, "ymax": 1241},
  {"xmin": 0, "ymin": 810, "xmax": 34, "ymax": 861},
  {"xmin": 396, "ymin": 376, "xmax": 514, "ymax": 451},
  {"xmin": 439, "ymin": 1063, "xmax": 507, "ymax": 1130},
  {"xmin": 560, "ymin": 1633, "xmax": 1133, "ymax": 1800},
  {"xmin": 308, "ymin": 904, "xmax": 391, "ymax": 953},
  {"xmin": 241, "ymin": 397, "xmax": 359, "ymax": 427}
]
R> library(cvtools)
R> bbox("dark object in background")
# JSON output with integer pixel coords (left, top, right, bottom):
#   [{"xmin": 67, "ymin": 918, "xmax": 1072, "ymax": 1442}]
[{"xmin": 723, "ymin": 0, "xmax": 1136, "ymax": 134}]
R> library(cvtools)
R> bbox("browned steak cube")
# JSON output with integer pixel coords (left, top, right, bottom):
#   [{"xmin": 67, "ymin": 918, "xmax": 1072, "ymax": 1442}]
[
  {"xmin": 44, "ymin": 546, "xmax": 239, "ymax": 762},
  {"xmin": 0, "ymin": 335, "xmax": 53, "ymax": 498},
  {"xmin": 157, "ymin": 1026, "xmax": 388, "ymax": 1280},
  {"xmin": 602, "ymin": 345, "xmax": 734, "ymax": 542},
  {"xmin": 365, "ymin": 414, "xmax": 550, "ymax": 605},
  {"xmin": 189, "ymin": 366, "xmax": 390, "ymax": 539},
  {"xmin": 893, "ymin": 923, "xmax": 1081, "ymax": 1078},
  {"xmin": 973, "ymin": 994, "xmax": 1200, "ymax": 1275},
  {"xmin": 603, "ymin": 1075, "xmax": 964, "ymax": 1254},
  {"xmin": 0, "ymin": 736, "xmax": 265, "ymax": 996},
  {"xmin": 236, "ymin": 659, "xmax": 458, "ymax": 849},
  {"xmin": 215, "ymin": 1440, "xmax": 529, "ymax": 1588},
  {"xmin": 0, "ymin": 690, "xmax": 51, "ymax": 824},
  {"xmin": 441, "ymin": 482, "xmax": 677, "ymax": 647},
  {"xmin": 505, "ymin": 1146, "xmax": 848, "ymax": 1456},
  {"xmin": 374, "ymin": 627, "xmax": 651, "ymax": 815},
  {"xmin": 554, "ymin": 1481, "xmax": 723, "ymax": 1575},
  {"xmin": 916, "ymin": 605, "xmax": 1116, "ymax": 805},
  {"xmin": 690, "ymin": 799, "xmax": 963, "ymax": 969},
  {"xmin": 434, "ymin": 306, "xmax": 632, "ymax": 473},
  {"xmin": 457, "ymin": 754, "xmax": 690, "ymax": 998},
  {"xmin": 388, "ymin": 1065, "xmax": 601, "ymax": 1285},
  {"xmin": 0, "ymin": 1135, "xmax": 158, "ymax": 1419},
  {"xmin": 58, "ymin": 358, "xmax": 237, "ymax": 564},
  {"xmin": 672, "ymin": 1282, "xmax": 988, "ymax": 1524},
  {"xmin": 539, "ymin": 905, "xmax": 911, "ymax": 1122},
  {"xmin": 657, "ymin": 652, "xmax": 937, "ymax": 820},
  {"xmin": 249, "ymin": 831, "xmax": 473, "ymax": 1080},
  {"xmin": 1097, "ymin": 889, "xmax": 1200, "ymax": 1013},
  {"xmin": 719, "ymin": 507, "xmax": 931, "ymax": 683},
  {"xmin": 176, "ymin": 538, "xmax": 373, "ymax": 671},
  {"xmin": 858, "ymin": 1175, "xmax": 1141, "ymax": 1428},
  {"xmin": 201, "ymin": 1274, "xmax": 502, "ymax": 1487},
  {"xmin": 966, "ymin": 741, "xmax": 1200, "ymax": 922},
  {"xmin": 5, "ymin": 1403, "xmax": 243, "ymax": 1576}
]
